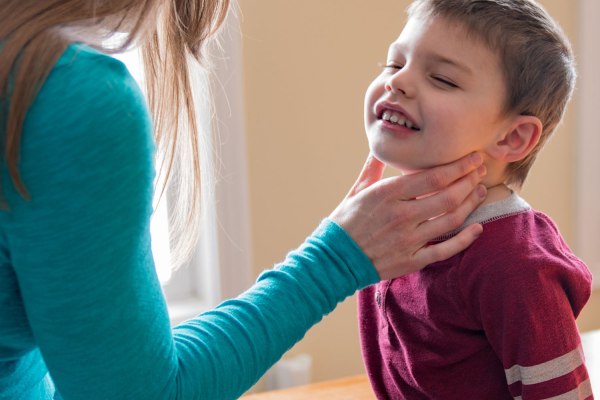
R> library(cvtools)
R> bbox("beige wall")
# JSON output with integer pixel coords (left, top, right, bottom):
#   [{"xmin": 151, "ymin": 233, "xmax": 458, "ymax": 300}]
[{"xmin": 239, "ymin": 0, "xmax": 600, "ymax": 387}]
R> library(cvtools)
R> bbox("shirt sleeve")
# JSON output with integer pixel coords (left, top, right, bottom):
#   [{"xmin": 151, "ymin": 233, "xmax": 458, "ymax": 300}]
[
  {"xmin": 6, "ymin": 46, "xmax": 379, "ymax": 400},
  {"xmin": 462, "ymin": 228, "xmax": 593, "ymax": 400}
]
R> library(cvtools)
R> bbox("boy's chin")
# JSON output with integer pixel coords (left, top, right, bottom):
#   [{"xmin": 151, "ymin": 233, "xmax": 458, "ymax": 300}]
[
  {"xmin": 397, "ymin": 168, "xmax": 424, "ymax": 176},
  {"xmin": 381, "ymin": 159, "xmax": 431, "ymax": 176},
  {"xmin": 371, "ymin": 151, "xmax": 472, "ymax": 175},
  {"xmin": 368, "ymin": 147, "xmax": 432, "ymax": 172}
]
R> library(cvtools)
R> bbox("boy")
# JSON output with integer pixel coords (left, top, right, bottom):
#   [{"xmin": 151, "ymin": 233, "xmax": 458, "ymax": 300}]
[{"xmin": 358, "ymin": 0, "xmax": 593, "ymax": 399}]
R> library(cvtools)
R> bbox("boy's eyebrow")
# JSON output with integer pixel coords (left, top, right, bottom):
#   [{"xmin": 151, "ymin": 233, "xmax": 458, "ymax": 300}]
[
  {"xmin": 427, "ymin": 53, "xmax": 473, "ymax": 75},
  {"xmin": 387, "ymin": 44, "xmax": 473, "ymax": 75}
]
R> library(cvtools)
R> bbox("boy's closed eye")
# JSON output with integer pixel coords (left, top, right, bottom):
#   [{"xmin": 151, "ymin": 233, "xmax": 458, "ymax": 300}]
[
  {"xmin": 430, "ymin": 75, "xmax": 459, "ymax": 88},
  {"xmin": 380, "ymin": 62, "xmax": 404, "ymax": 71},
  {"xmin": 379, "ymin": 62, "xmax": 460, "ymax": 89}
]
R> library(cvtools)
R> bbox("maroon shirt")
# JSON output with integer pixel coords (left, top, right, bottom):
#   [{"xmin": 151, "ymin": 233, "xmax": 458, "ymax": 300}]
[{"xmin": 359, "ymin": 195, "xmax": 593, "ymax": 399}]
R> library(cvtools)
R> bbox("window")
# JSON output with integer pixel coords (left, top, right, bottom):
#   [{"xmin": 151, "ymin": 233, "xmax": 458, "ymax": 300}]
[
  {"xmin": 576, "ymin": 0, "xmax": 599, "ymax": 287},
  {"xmin": 112, "ymin": 8, "xmax": 253, "ymax": 324}
]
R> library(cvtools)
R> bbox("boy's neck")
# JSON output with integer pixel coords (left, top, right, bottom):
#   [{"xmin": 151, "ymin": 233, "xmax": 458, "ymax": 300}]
[{"xmin": 481, "ymin": 182, "xmax": 513, "ymax": 207}]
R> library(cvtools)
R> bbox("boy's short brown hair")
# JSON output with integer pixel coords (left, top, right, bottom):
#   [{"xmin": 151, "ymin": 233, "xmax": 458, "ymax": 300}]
[{"xmin": 408, "ymin": 0, "xmax": 576, "ymax": 188}]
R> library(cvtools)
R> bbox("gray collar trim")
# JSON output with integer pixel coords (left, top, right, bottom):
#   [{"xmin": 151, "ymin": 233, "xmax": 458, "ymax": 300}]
[{"xmin": 435, "ymin": 192, "xmax": 531, "ymax": 241}]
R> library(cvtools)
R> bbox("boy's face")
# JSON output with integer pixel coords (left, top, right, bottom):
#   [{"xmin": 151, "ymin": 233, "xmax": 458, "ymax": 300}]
[{"xmin": 364, "ymin": 15, "xmax": 512, "ymax": 173}]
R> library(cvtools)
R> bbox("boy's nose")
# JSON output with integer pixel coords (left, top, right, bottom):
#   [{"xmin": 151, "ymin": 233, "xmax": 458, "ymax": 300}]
[
  {"xmin": 384, "ymin": 83, "xmax": 405, "ymax": 94},
  {"xmin": 384, "ymin": 82, "xmax": 409, "ymax": 97},
  {"xmin": 385, "ymin": 71, "xmax": 415, "ymax": 98}
]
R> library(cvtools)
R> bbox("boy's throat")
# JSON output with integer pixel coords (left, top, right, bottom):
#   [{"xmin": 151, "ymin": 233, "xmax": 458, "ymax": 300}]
[{"xmin": 481, "ymin": 183, "xmax": 512, "ymax": 207}]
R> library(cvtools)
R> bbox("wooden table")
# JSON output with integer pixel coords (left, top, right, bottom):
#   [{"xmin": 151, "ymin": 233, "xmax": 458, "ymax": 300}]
[
  {"xmin": 241, "ymin": 374, "xmax": 375, "ymax": 400},
  {"xmin": 243, "ymin": 329, "xmax": 600, "ymax": 399}
]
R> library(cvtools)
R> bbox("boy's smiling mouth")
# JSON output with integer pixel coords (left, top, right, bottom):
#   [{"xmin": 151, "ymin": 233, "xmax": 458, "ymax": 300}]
[
  {"xmin": 375, "ymin": 102, "xmax": 421, "ymax": 131},
  {"xmin": 382, "ymin": 110, "xmax": 420, "ymax": 131}
]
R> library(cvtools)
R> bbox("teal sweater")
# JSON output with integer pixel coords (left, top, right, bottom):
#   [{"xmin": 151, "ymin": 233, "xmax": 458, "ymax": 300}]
[{"xmin": 0, "ymin": 44, "xmax": 379, "ymax": 399}]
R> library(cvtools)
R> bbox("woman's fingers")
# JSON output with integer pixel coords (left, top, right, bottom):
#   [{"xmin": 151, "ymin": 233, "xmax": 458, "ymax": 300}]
[
  {"xmin": 393, "ymin": 152, "xmax": 484, "ymax": 200},
  {"xmin": 347, "ymin": 153, "xmax": 386, "ymax": 197},
  {"xmin": 412, "ymin": 223, "xmax": 484, "ymax": 269},
  {"xmin": 416, "ymin": 183, "xmax": 487, "ymax": 239},
  {"xmin": 370, "ymin": 184, "xmax": 486, "ymax": 280},
  {"xmin": 409, "ymin": 168, "xmax": 487, "ymax": 223},
  {"xmin": 330, "ymin": 151, "xmax": 488, "ymax": 281}
]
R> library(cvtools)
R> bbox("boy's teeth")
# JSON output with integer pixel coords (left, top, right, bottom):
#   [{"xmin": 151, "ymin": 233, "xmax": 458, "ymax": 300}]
[{"xmin": 382, "ymin": 110, "xmax": 416, "ymax": 129}]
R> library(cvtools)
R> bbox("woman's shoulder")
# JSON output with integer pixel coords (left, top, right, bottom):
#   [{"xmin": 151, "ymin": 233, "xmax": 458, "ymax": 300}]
[
  {"xmin": 26, "ymin": 42, "xmax": 152, "ymax": 147},
  {"xmin": 39, "ymin": 42, "xmax": 144, "ymax": 113},
  {"xmin": 53, "ymin": 42, "xmax": 131, "ymax": 82},
  {"xmin": 18, "ymin": 42, "xmax": 155, "ymax": 202}
]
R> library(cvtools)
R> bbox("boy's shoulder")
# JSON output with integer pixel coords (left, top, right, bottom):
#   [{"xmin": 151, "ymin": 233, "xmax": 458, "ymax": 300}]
[
  {"xmin": 464, "ymin": 207, "xmax": 581, "ymax": 272},
  {"xmin": 435, "ymin": 193, "xmax": 590, "ymax": 287},
  {"xmin": 455, "ymin": 207, "xmax": 592, "ymax": 315}
]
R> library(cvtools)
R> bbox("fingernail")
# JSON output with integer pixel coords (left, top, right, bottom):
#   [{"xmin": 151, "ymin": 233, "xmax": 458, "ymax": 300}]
[
  {"xmin": 477, "ymin": 184, "xmax": 487, "ymax": 198},
  {"xmin": 471, "ymin": 152, "xmax": 483, "ymax": 165},
  {"xmin": 477, "ymin": 165, "xmax": 487, "ymax": 177}
]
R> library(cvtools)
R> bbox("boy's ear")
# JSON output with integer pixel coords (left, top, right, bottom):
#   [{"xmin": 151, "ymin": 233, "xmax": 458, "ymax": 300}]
[{"xmin": 489, "ymin": 116, "xmax": 542, "ymax": 162}]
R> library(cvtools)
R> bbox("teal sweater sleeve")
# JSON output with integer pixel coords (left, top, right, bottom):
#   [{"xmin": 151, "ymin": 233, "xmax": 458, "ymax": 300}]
[{"xmin": 2, "ymin": 44, "xmax": 379, "ymax": 400}]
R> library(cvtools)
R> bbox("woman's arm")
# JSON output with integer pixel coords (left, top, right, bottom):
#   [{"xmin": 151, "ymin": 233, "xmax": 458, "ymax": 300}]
[{"xmin": 7, "ymin": 46, "xmax": 376, "ymax": 400}]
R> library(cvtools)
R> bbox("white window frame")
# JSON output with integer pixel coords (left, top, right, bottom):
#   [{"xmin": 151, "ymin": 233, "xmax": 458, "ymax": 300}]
[
  {"xmin": 114, "ymin": 5, "xmax": 253, "ymax": 324},
  {"xmin": 576, "ymin": 0, "xmax": 599, "ymax": 288}
]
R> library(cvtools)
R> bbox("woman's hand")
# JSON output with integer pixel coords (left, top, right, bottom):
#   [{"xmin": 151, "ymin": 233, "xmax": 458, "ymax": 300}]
[{"xmin": 329, "ymin": 152, "xmax": 487, "ymax": 280}]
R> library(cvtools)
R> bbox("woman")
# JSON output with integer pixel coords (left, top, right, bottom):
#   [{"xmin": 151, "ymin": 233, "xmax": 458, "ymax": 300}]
[{"xmin": 0, "ymin": 1, "xmax": 486, "ymax": 399}]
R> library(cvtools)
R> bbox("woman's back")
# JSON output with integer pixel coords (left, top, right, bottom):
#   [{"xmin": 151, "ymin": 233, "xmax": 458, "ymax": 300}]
[{"xmin": 0, "ymin": 43, "xmax": 161, "ymax": 399}]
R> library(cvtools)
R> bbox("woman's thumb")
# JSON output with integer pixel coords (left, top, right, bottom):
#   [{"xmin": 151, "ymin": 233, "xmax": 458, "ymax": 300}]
[{"xmin": 348, "ymin": 153, "xmax": 385, "ymax": 196}]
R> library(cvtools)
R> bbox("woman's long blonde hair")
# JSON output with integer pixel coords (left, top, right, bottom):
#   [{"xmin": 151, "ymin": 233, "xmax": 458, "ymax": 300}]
[{"xmin": 0, "ymin": 0, "xmax": 230, "ymax": 266}]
